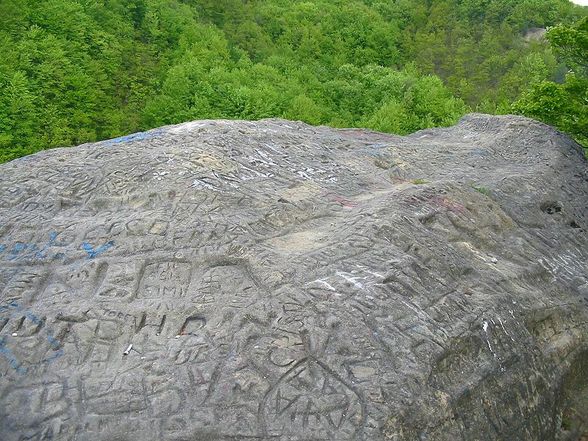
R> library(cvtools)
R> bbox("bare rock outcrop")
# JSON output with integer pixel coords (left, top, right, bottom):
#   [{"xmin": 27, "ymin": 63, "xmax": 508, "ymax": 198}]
[{"xmin": 0, "ymin": 114, "xmax": 587, "ymax": 440}]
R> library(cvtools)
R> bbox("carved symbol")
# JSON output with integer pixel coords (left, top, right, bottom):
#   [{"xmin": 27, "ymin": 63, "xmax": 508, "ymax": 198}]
[
  {"xmin": 179, "ymin": 315, "xmax": 206, "ymax": 336},
  {"xmin": 138, "ymin": 261, "xmax": 192, "ymax": 298},
  {"xmin": 260, "ymin": 358, "xmax": 365, "ymax": 439},
  {"xmin": 197, "ymin": 263, "xmax": 260, "ymax": 308},
  {"xmin": 2, "ymin": 232, "xmax": 58, "ymax": 261},
  {"xmin": 0, "ymin": 303, "xmax": 63, "ymax": 374}
]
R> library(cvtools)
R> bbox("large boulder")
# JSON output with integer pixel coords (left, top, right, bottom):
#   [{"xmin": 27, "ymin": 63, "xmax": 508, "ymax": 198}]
[{"xmin": 0, "ymin": 114, "xmax": 587, "ymax": 440}]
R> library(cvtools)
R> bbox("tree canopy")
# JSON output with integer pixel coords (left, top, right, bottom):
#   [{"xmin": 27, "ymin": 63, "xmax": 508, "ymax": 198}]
[
  {"xmin": 0, "ymin": 0, "xmax": 586, "ymax": 163},
  {"xmin": 513, "ymin": 16, "xmax": 588, "ymax": 152}
]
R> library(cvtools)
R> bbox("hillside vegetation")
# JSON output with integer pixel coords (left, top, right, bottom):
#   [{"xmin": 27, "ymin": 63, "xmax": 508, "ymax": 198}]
[{"xmin": 0, "ymin": 0, "xmax": 586, "ymax": 162}]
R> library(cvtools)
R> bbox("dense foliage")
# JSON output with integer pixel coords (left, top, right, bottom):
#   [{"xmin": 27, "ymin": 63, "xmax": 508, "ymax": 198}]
[
  {"xmin": 0, "ymin": 0, "xmax": 586, "ymax": 162},
  {"xmin": 513, "ymin": 16, "xmax": 588, "ymax": 152}
]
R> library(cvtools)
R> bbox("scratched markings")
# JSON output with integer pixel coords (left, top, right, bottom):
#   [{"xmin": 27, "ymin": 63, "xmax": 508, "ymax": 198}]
[
  {"xmin": 0, "ymin": 303, "xmax": 63, "ymax": 374},
  {"xmin": 0, "ymin": 117, "xmax": 587, "ymax": 441},
  {"xmin": 261, "ymin": 358, "xmax": 365, "ymax": 439},
  {"xmin": 138, "ymin": 261, "xmax": 193, "ymax": 299}
]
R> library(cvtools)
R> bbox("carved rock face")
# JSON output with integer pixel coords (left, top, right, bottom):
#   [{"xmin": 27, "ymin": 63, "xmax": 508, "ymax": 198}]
[{"xmin": 0, "ymin": 114, "xmax": 587, "ymax": 440}]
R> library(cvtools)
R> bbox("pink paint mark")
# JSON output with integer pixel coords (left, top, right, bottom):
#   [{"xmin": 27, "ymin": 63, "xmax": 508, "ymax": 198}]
[{"xmin": 324, "ymin": 192, "xmax": 358, "ymax": 209}]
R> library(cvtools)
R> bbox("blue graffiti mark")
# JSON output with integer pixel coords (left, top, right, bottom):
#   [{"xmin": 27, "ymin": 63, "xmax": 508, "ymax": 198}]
[
  {"xmin": 0, "ymin": 303, "xmax": 63, "ymax": 372},
  {"xmin": 44, "ymin": 331, "xmax": 64, "ymax": 362},
  {"xmin": 34, "ymin": 231, "xmax": 58, "ymax": 259},
  {"xmin": 0, "ymin": 337, "xmax": 27, "ymax": 374},
  {"xmin": 82, "ymin": 240, "xmax": 114, "ymax": 259},
  {"xmin": 363, "ymin": 143, "xmax": 392, "ymax": 157},
  {"xmin": 0, "ymin": 302, "xmax": 20, "ymax": 314},
  {"xmin": 6, "ymin": 235, "xmax": 49, "ymax": 260},
  {"xmin": 0, "ymin": 302, "xmax": 22, "ymax": 313},
  {"xmin": 470, "ymin": 148, "xmax": 490, "ymax": 157},
  {"xmin": 8, "ymin": 242, "xmax": 28, "ymax": 260},
  {"xmin": 12, "ymin": 243, "xmax": 27, "ymax": 252},
  {"xmin": 102, "ymin": 129, "xmax": 163, "ymax": 146},
  {"xmin": 1, "ymin": 232, "xmax": 114, "ymax": 262},
  {"xmin": 24, "ymin": 310, "xmax": 41, "ymax": 325},
  {"xmin": 1, "ymin": 232, "xmax": 66, "ymax": 261}
]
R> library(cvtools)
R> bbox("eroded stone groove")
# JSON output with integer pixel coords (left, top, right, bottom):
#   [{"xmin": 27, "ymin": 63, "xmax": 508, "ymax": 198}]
[{"xmin": 0, "ymin": 114, "xmax": 587, "ymax": 440}]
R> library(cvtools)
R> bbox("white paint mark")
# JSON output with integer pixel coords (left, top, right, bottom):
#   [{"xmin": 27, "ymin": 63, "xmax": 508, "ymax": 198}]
[
  {"xmin": 262, "ymin": 142, "xmax": 282, "ymax": 154},
  {"xmin": 168, "ymin": 120, "xmax": 209, "ymax": 134},
  {"xmin": 239, "ymin": 164, "xmax": 273, "ymax": 179},
  {"xmin": 191, "ymin": 179, "xmax": 216, "ymax": 190},
  {"xmin": 498, "ymin": 317, "xmax": 515, "ymax": 342},
  {"xmin": 360, "ymin": 267, "xmax": 384, "ymax": 278},
  {"xmin": 256, "ymin": 149, "xmax": 278, "ymax": 166},
  {"xmin": 482, "ymin": 321, "xmax": 497, "ymax": 358},
  {"xmin": 399, "ymin": 299, "xmax": 425, "ymax": 319},
  {"xmin": 308, "ymin": 279, "xmax": 337, "ymax": 292},
  {"xmin": 336, "ymin": 271, "xmax": 365, "ymax": 289}
]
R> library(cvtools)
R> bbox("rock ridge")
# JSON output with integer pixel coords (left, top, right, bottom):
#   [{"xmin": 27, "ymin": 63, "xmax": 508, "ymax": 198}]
[{"xmin": 0, "ymin": 114, "xmax": 587, "ymax": 440}]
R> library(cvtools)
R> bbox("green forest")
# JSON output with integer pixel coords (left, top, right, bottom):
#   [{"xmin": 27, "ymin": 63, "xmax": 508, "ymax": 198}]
[{"xmin": 0, "ymin": 0, "xmax": 586, "ymax": 163}]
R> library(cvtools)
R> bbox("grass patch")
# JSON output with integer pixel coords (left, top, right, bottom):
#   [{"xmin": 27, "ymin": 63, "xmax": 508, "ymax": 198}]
[{"xmin": 472, "ymin": 185, "xmax": 491, "ymax": 196}]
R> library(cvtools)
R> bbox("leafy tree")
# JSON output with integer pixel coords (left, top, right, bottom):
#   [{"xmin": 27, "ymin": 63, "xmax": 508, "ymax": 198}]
[
  {"xmin": 0, "ymin": 0, "xmax": 586, "ymax": 163},
  {"xmin": 513, "ymin": 17, "xmax": 588, "ymax": 152}
]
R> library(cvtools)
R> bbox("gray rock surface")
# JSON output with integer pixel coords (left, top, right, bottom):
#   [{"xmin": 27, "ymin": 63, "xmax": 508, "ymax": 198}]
[{"xmin": 0, "ymin": 114, "xmax": 587, "ymax": 441}]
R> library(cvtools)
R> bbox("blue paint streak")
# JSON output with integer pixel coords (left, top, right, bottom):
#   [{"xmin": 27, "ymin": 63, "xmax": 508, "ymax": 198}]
[
  {"xmin": 43, "ymin": 330, "xmax": 64, "ymax": 362},
  {"xmin": 43, "ymin": 330, "xmax": 64, "ymax": 363},
  {"xmin": 364, "ymin": 143, "xmax": 391, "ymax": 156},
  {"xmin": 0, "ymin": 302, "xmax": 20, "ymax": 313},
  {"xmin": 44, "ymin": 349, "xmax": 63, "ymax": 363},
  {"xmin": 34, "ymin": 231, "xmax": 58, "ymax": 259},
  {"xmin": 12, "ymin": 243, "xmax": 26, "ymax": 252},
  {"xmin": 0, "ymin": 303, "xmax": 63, "ymax": 369},
  {"xmin": 8, "ymin": 243, "xmax": 27, "ymax": 260},
  {"xmin": 2, "ymin": 232, "xmax": 115, "ymax": 261},
  {"xmin": 470, "ymin": 148, "xmax": 490, "ymax": 157},
  {"xmin": 45, "ymin": 332, "xmax": 61, "ymax": 350},
  {"xmin": 2, "ymin": 232, "xmax": 60, "ymax": 261},
  {"xmin": 24, "ymin": 310, "xmax": 41, "ymax": 325},
  {"xmin": 82, "ymin": 241, "xmax": 114, "ymax": 259},
  {"xmin": 0, "ymin": 337, "xmax": 27, "ymax": 374},
  {"xmin": 103, "ymin": 129, "xmax": 163, "ymax": 146}
]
